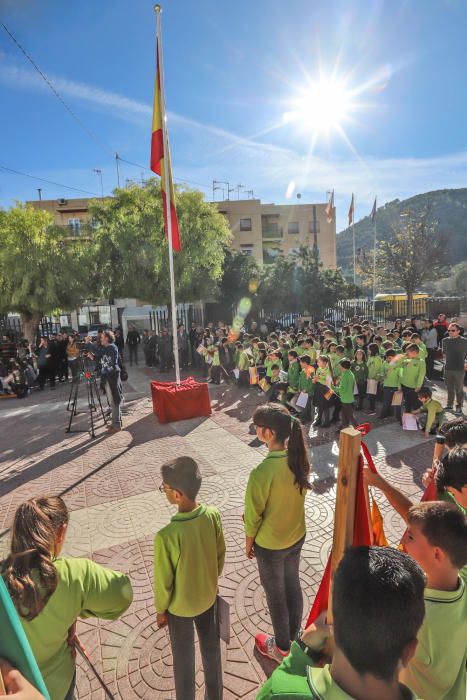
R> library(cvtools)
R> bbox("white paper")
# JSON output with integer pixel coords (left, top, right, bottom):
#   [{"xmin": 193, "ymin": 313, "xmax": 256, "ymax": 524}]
[
  {"xmin": 353, "ymin": 382, "xmax": 359, "ymax": 395},
  {"xmin": 366, "ymin": 379, "xmax": 378, "ymax": 395},
  {"xmin": 217, "ymin": 595, "xmax": 230, "ymax": 644},
  {"xmin": 402, "ymin": 412, "xmax": 418, "ymax": 431},
  {"xmin": 296, "ymin": 391, "xmax": 309, "ymax": 408},
  {"xmin": 279, "ymin": 370, "xmax": 288, "ymax": 382},
  {"xmin": 232, "ymin": 368, "xmax": 240, "ymax": 379}
]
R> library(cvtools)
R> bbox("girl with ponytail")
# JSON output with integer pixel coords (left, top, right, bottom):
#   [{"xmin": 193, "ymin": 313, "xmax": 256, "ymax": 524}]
[
  {"xmin": 243, "ymin": 403, "xmax": 312, "ymax": 664},
  {"xmin": 2, "ymin": 496, "xmax": 133, "ymax": 700}
]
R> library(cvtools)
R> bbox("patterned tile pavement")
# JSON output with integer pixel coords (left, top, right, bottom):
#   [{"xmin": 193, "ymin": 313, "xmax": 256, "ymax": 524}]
[{"xmin": 0, "ymin": 366, "xmax": 450, "ymax": 699}]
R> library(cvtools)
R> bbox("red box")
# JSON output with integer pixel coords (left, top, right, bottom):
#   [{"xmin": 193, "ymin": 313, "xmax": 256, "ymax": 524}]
[{"xmin": 150, "ymin": 377, "xmax": 212, "ymax": 424}]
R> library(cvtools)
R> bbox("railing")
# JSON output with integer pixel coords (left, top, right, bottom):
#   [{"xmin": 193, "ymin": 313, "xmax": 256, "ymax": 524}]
[{"xmin": 262, "ymin": 225, "xmax": 283, "ymax": 238}]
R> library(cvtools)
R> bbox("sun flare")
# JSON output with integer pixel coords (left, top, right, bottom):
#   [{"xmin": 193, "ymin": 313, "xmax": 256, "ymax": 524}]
[{"xmin": 284, "ymin": 77, "xmax": 354, "ymax": 134}]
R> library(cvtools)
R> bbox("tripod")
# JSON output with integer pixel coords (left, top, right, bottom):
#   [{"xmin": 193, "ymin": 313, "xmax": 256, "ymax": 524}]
[{"xmin": 66, "ymin": 355, "xmax": 107, "ymax": 438}]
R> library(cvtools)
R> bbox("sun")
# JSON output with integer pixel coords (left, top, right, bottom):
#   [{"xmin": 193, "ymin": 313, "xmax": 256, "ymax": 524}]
[{"xmin": 283, "ymin": 77, "xmax": 354, "ymax": 134}]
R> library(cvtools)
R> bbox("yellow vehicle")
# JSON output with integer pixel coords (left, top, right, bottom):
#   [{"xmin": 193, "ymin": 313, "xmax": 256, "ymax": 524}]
[{"xmin": 374, "ymin": 293, "xmax": 429, "ymax": 317}]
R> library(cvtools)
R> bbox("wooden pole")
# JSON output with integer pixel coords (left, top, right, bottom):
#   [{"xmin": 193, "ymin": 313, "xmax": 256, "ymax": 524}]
[{"xmin": 327, "ymin": 426, "xmax": 362, "ymax": 624}]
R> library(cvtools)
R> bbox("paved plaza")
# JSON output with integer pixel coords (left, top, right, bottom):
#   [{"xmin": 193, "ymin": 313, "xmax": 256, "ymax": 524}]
[{"xmin": 0, "ymin": 366, "xmax": 446, "ymax": 699}]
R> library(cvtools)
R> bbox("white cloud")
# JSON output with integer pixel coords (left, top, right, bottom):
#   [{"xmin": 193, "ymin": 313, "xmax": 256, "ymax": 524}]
[{"xmin": 2, "ymin": 57, "xmax": 467, "ymax": 231}]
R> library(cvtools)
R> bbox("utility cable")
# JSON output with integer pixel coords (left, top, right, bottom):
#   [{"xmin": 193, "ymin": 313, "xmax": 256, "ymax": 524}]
[{"xmin": 0, "ymin": 164, "xmax": 100, "ymax": 197}]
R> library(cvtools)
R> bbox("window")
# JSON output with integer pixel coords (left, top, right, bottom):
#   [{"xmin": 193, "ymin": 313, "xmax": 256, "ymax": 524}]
[
  {"xmin": 262, "ymin": 246, "xmax": 282, "ymax": 265},
  {"xmin": 240, "ymin": 244, "xmax": 254, "ymax": 256},
  {"xmin": 240, "ymin": 218, "xmax": 252, "ymax": 231},
  {"xmin": 309, "ymin": 221, "xmax": 320, "ymax": 234},
  {"xmin": 68, "ymin": 218, "xmax": 81, "ymax": 236},
  {"xmin": 288, "ymin": 221, "xmax": 299, "ymax": 234}
]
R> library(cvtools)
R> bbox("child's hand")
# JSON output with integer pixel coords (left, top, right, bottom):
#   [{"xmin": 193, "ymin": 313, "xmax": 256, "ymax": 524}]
[
  {"xmin": 424, "ymin": 431, "xmax": 430, "ymax": 438},
  {"xmin": 422, "ymin": 465, "xmax": 437, "ymax": 488},
  {"xmin": 156, "ymin": 612, "xmax": 168, "ymax": 628},
  {"xmin": 245, "ymin": 537, "xmax": 256, "ymax": 559},
  {"xmin": 0, "ymin": 660, "xmax": 45, "ymax": 699},
  {"xmin": 301, "ymin": 611, "xmax": 333, "ymax": 651},
  {"xmin": 362, "ymin": 467, "xmax": 383, "ymax": 490}
]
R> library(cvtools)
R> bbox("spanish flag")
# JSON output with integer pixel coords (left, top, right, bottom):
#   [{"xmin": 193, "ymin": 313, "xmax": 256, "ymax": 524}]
[{"xmin": 150, "ymin": 41, "xmax": 181, "ymax": 252}]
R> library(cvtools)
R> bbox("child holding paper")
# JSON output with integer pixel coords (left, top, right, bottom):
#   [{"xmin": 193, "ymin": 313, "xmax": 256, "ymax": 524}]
[
  {"xmin": 413, "ymin": 387, "xmax": 444, "ymax": 436},
  {"xmin": 332, "ymin": 359, "xmax": 357, "ymax": 429},
  {"xmin": 367, "ymin": 343, "xmax": 383, "ymax": 414}
]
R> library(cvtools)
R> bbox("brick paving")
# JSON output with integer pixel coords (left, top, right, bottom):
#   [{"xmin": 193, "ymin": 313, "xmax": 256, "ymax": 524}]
[{"xmin": 0, "ymin": 366, "xmax": 449, "ymax": 699}]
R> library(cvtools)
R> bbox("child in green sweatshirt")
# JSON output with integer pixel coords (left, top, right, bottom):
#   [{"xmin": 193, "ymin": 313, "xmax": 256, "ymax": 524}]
[
  {"xmin": 332, "ymin": 359, "xmax": 357, "ymax": 430},
  {"xmin": 400, "ymin": 502, "xmax": 467, "ymax": 700},
  {"xmin": 367, "ymin": 343, "xmax": 383, "ymax": 414},
  {"xmin": 351, "ymin": 349, "xmax": 368, "ymax": 411},
  {"xmin": 297, "ymin": 354, "xmax": 315, "ymax": 422},
  {"xmin": 380, "ymin": 348, "xmax": 402, "ymax": 419},
  {"xmin": 154, "ymin": 456, "xmax": 225, "ymax": 700},
  {"xmin": 414, "ymin": 387, "xmax": 445, "ymax": 436},
  {"xmin": 395, "ymin": 343, "xmax": 426, "ymax": 414}
]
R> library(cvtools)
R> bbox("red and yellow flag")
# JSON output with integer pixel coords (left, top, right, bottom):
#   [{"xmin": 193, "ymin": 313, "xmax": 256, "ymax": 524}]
[{"xmin": 150, "ymin": 44, "xmax": 181, "ymax": 252}]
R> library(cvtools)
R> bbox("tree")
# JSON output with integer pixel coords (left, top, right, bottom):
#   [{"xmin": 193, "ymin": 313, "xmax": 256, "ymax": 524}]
[
  {"xmin": 257, "ymin": 255, "xmax": 300, "ymax": 313},
  {"xmin": 88, "ymin": 180, "xmax": 231, "ymax": 303},
  {"xmin": 295, "ymin": 247, "xmax": 355, "ymax": 314},
  {"xmin": 0, "ymin": 203, "xmax": 90, "ymax": 342},
  {"xmin": 218, "ymin": 248, "xmax": 261, "ymax": 311},
  {"xmin": 361, "ymin": 211, "xmax": 449, "ymax": 317}
]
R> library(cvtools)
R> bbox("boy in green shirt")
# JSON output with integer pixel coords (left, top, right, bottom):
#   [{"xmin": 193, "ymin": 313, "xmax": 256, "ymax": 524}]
[
  {"xmin": 410, "ymin": 333, "xmax": 428, "ymax": 360},
  {"xmin": 400, "ymin": 502, "xmax": 467, "ymax": 700},
  {"xmin": 332, "ymin": 359, "xmax": 357, "ymax": 430},
  {"xmin": 413, "ymin": 387, "xmax": 445, "ymax": 437},
  {"xmin": 380, "ymin": 348, "xmax": 402, "ymax": 419},
  {"xmin": 154, "ymin": 457, "xmax": 225, "ymax": 700},
  {"xmin": 297, "ymin": 354, "xmax": 314, "ymax": 421},
  {"xmin": 395, "ymin": 343, "xmax": 426, "ymax": 414},
  {"xmin": 257, "ymin": 546, "xmax": 425, "ymax": 700}
]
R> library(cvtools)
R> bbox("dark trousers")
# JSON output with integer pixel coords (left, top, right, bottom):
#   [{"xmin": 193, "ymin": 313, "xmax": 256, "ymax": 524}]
[
  {"xmin": 380, "ymin": 386, "xmax": 399, "ymax": 419},
  {"xmin": 58, "ymin": 357, "xmax": 68, "ymax": 381},
  {"xmin": 445, "ymin": 370, "xmax": 465, "ymax": 409},
  {"xmin": 356, "ymin": 381, "xmax": 366, "ymax": 410},
  {"xmin": 401, "ymin": 384, "xmax": 420, "ymax": 413},
  {"xmin": 128, "ymin": 345, "xmax": 138, "ymax": 366},
  {"xmin": 238, "ymin": 369, "xmax": 249, "ymax": 386},
  {"xmin": 426, "ymin": 348, "xmax": 436, "ymax": 379},
  {"xmin": 341, "ymin": 402, "xmax": 357, "ymax": 428},
  {"xmin": 255, "ymin": 536, "xmax": 305, "ymax": 652},
  {"xmin": 64, "ymin": 673, "xmax": 76, "ymax": 700},
  {"xmin": 168, "ymin": 602, "xmax": 222, "ymax": 700},
  {"xmin": 38, "ymin": 365, "xmax": 54, "ymax": 389},
  {"xmin": 210, "ymin": 365, "xmax": 221, "ymax": 384},
  {"xmin": 314, "ymin": 383, "xmax": 330, "ymax": 425}
]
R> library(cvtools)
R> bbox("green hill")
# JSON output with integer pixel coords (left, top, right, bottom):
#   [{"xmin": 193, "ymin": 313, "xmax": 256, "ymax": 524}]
[{"xmin": 336, "ymin": 188, "xmax": 467, "ymax": 273}]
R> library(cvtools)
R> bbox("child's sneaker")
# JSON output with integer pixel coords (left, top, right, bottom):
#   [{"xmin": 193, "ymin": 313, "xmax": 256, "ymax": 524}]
[{"xmin": 255, "ymin": 634, "xmax": 289, "ymax": 664}]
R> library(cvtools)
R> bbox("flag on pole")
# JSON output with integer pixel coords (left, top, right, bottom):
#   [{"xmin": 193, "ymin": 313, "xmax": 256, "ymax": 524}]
[
  {"xmin": 348, "ymin": 193, "xmax": 354, "ymax": 226},
  {"xmin": 150, "ymin": 44, "xmax": 181, "ymax": 252},
  {"xmin": 325, "ymin": 190, "xmax": 334, "ymax": 223},
  {"xmin": 370, "ymin": 196, "xmax": 377, "ymax": 223}
]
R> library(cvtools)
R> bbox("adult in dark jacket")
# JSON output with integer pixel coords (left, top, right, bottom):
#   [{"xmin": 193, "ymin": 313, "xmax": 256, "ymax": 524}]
[
  {"xmin": 126, "ymin": 326, "xmax": 141, "ymax": 366},
  {"xmin": 36, "ymin": 337, "xmax": 54, "ymax": 390},
  {"xmin": 157, "ymin": 328, "xmax": 173, "ymax": 372},
  {"xmin": 442, "ymin": 322, "xmax": 467, "ymax": 414},
  {"xmin": 86, "ymin": 330, "xmax": 123, "ymax": 432},
  {"xmin": 142, "ymin": 329, "xmax": 153, "ymax": 367},
  {"xmin": 114, "ymin": 329, "xmax": 125, "ymax": 356},
  {"xmin": 176, "ymin": 324, "xmax": 189, "ymax": 369}
]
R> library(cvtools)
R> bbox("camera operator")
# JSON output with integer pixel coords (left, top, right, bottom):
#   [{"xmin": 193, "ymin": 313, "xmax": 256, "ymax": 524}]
[{"xmin": 85, "ymin": 330, "xmax": 123, "ymax": 432}]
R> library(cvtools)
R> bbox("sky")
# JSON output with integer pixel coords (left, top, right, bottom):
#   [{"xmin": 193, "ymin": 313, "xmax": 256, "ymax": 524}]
[{"xmin": 1, "ymin": 0, "xmax": 467, "ymax": 232}]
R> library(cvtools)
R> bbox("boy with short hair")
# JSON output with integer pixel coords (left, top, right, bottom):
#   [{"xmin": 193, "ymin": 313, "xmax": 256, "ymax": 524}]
[
  {"xmin": 257, "ymin": 546, "xmax": 425, "ymax": 700},
  {"xmin": 395, "ymin": 344, "xmax": 426, "ymax": 414},
  {"xmin": 297, "ymin": 354, "xmax": 314, "ymax": 421},
  {"xmin": 414, "ymin": 387, "xmax": 444, "ymax": 437},
  {"xmin": 154, "ymin": 456, "xmax": 225, "ymax": 700},
  {"xmin": 332, "ymin": 358, "xmax": 357, "ymax": 429},
  {"xmin": 400, "ymin": 502, "xmax": 467, "ymax": 700}
]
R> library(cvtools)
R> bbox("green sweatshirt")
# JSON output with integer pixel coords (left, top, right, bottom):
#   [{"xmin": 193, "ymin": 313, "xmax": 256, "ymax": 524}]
[
  {"xmin": 287, "ymin": 360, "xmax": 301, "ymax": 391},
  {"xmin": 395, "ymin": 356, "xmax": 426, "ymax": 389},
  {"xmin": 351, "ymin": 360, "xmax": 368, "ymax": 384},
  {"xmin": 382, "ymin": 360, "xmax": 401, "ymax": 388},
  {"xmin": 298, "ymin": 369, "xmax": 314, "ymax": 395},
  {"xmin": 315, "ymin": 367, "xmax": 331, "ymax": 386},
  {"xmin": 154, "ymin": 504, "xmax": 225, "ymax": 617},
  {"xmin": 420, "ymin": 398, "xmax": 444, "ymax": 433},
  {"xmin": 237, "ymin": 350, "xmax": 251, "ymax": 371},
  {"xmin": 244, "ymin": 450, "xmax": 306, "ymax": 550},
  {"xmin": 17, "ymin": 558, "xmax": 132, "ymax": 700},
  {"xmin": 257, "ymin": 643, "xmax": 420, "ymax": 699},
  {"xmin": 416, "ymin": 341, "xmax": 428, "ymax": 359},
  {"xmin": 266, "ymin": 358, "xmax": 282, "ymax": 378},
  {"xmin": 400, "ymin": 577, "xmax": 467, "ymax": 700},
  {"xmin": 333, "ymin": 369, "xmax": 355, "ymax": 404},
  {"xmin": 367, "ymin": 355, "xmax": 383, "ymax": 381}
]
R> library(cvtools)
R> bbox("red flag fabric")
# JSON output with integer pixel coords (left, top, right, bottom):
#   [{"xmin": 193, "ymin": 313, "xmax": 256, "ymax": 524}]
[{"xmin": 151, "ymin": 43, "xmax": 181, "ymax": 252}]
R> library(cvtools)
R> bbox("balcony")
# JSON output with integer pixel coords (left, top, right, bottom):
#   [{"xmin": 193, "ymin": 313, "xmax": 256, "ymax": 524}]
[{"xmin": 262, "ymin": 224, "xmax": 283, "ymax": 239}]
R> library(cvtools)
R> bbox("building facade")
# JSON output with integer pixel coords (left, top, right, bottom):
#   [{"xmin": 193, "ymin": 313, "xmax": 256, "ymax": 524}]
[
  {"xmin": 28, "ymin": 194, "xmax": 336, "ymax": 269},
  {"xmin": 216, "ymin": 198, "xmax": 336, "ymax": 268}
]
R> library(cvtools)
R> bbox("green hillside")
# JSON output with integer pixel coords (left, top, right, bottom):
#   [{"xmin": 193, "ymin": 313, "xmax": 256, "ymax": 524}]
[{"xmin": 336, "ymin": 188, "xmax": 467, "ymax": 273}]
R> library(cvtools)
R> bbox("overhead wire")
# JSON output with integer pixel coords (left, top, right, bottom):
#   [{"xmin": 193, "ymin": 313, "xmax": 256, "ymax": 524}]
[{"xmin": 0, "ymin": 164, "xmax": 100, "ymax": 197}]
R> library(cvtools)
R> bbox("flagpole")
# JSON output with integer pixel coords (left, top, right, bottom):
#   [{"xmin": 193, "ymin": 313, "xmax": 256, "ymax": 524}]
[
  {"xmin": 352, "ymin": 210, "xmax": 356, "ymax": 287},
  {"xmin": 372, "ymin": 210, "xmax": 377, "ymax": 319},
  {"xmin": 155, "ymin": 5, "xmax": 180, "ymax": 385}
]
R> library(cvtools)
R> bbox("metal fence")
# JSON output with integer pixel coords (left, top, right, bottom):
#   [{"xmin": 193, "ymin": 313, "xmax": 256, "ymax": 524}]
[{"xmin": 148, "ymin": 305, "xmax": 204, "ymax": 334}]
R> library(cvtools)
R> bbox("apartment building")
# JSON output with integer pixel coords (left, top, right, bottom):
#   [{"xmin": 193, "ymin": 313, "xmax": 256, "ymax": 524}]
[
  {"xmin": 215, "ymin": 198, "xmax": 336, "ymax": 268},
  {"xmin": 27, "ymin": 194, "xmax": 336, "ymax": 268}
]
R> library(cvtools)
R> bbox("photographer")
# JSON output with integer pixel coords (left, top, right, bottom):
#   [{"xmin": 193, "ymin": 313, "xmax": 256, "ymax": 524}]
[{"xmin": 85, "ymin": 330, "xmax": 123, "ymax": 432}]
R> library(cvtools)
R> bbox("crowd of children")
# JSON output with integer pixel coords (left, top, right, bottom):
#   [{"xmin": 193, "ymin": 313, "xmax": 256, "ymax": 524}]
[{"xmin": 199, "ymin": 316, "xmax": 448, "ymax": 435}]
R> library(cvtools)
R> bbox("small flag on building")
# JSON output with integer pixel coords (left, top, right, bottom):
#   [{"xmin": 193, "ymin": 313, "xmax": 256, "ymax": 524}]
[
  {"xmin": 325, "ymin": 190, "xmax": 334, "ymax": 223},
  {"xmin": 370, "ymin": 196, "xmax": 377, "ymax": 223},
  {"xmin": 150, "ymin": 37, "xmax": 181, "ymax": 251},
  {"xmin": 348, "ymin": 193, "xmax": 354, "ymax": 227}
]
